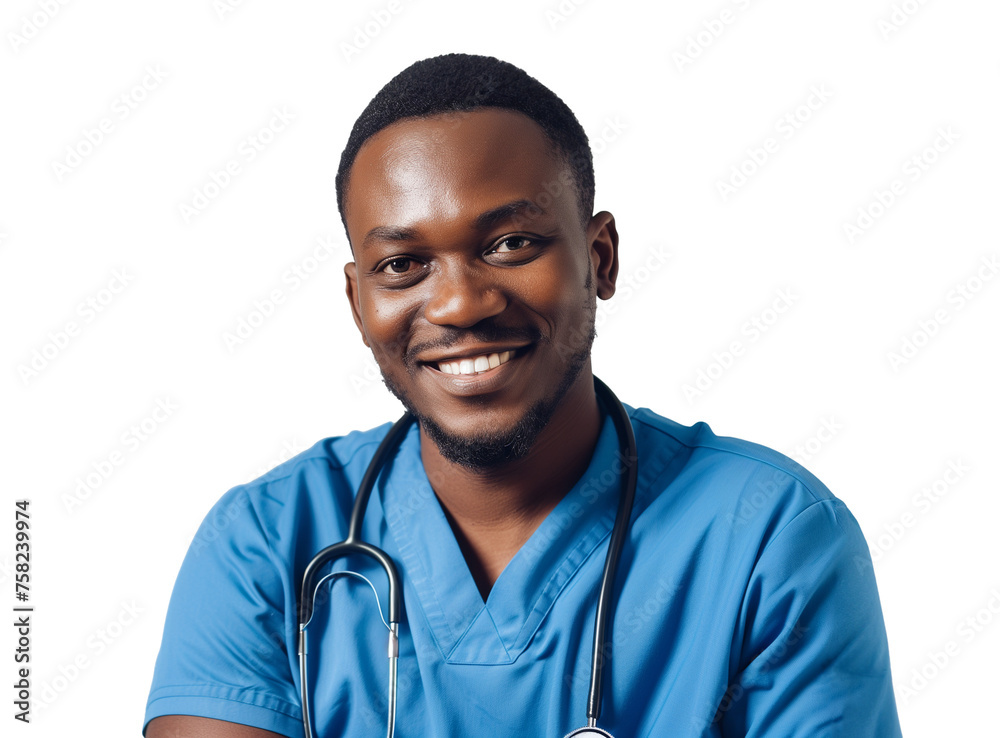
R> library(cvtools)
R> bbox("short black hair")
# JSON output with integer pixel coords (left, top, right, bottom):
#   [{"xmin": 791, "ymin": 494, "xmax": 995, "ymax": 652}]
[{"xmin": 335, "ymin": 53, "xmax": 595, "ymax": 242}]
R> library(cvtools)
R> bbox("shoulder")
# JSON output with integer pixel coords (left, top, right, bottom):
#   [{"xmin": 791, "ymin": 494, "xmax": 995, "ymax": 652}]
[
  {"xmin": 625, "ymin": 404, "xmax": 854, "ymax": 545},
  {"xmin": 628, "ymin": 405, "xmax": 831, "ymax": 495},
  {"xmin": 187, "ymin": 421, "xmax": 398, "ymax": 560},
  {"xmin": 250, "ymin": 421, "xmax": 396, "ymax": 489}
]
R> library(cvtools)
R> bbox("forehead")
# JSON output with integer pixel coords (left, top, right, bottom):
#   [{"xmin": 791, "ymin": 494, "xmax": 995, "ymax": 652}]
[{"xmin": 343, "ymin": 108, "xmax": 573, "ymax": 246}]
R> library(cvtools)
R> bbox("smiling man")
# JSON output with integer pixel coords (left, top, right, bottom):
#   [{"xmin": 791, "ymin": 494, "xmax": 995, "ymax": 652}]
[{"xmin": 144, "ymin": 54, "xmax": 902, "ymax": 737}]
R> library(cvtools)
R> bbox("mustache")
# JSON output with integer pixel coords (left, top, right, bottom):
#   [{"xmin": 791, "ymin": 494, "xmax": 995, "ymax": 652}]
[{"xmin": 405, "ymin": 322, "xmax": 543, "ymax": 365}]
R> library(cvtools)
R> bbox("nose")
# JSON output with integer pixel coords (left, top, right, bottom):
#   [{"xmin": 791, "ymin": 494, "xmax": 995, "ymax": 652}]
[{"xmin": 423, "ymin": 263, "xmax": 507, "ymax": 328}]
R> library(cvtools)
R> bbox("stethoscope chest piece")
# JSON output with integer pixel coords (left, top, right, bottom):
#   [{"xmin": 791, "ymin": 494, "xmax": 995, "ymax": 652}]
[{"xmin": 563, "ymin": 728, "xmax": 615, "ymax": 737}]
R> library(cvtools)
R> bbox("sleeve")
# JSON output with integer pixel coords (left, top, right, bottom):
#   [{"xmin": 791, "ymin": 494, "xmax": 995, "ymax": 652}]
[
  {"xmin": 143, "ymin": 486, "xmax": 303, "ymax": 737},
  {"xmin": 719, "ymin": 499, "xmax": 903, "ymax": 737}
]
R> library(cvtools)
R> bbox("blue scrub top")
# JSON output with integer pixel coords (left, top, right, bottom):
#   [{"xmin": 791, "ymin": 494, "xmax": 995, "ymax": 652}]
[{"xmin": 144, "ymin": 404, "xmax": 902, "ymax": 737}]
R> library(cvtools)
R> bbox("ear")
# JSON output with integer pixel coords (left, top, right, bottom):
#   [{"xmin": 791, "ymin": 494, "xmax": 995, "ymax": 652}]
[
  {"xmin": 344, "ymin": 262, "xmax": 370, "ymax": 347},
  {"xmin": 587, "ymin": 211, "xmax": 619, "ymax": 300}
]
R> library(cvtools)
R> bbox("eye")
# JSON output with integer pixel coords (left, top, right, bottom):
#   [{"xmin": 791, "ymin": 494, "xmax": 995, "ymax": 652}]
[
  {"xmin": 485, "ymin": 234, "xmax": 547, "ymax": 265},
  {"xmin": 492, "ymin": 236, "xmax": 532, "ymax": 253},
  {"xmin": 374, "ymin": 255, "xmax": 428, "ymax": 286},
  {"xmin": 381, "ymin": 257, "xmax": 416, "ymax": 275}
]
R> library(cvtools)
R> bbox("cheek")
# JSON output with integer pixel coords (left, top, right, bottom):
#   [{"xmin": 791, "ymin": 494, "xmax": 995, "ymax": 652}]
[
  {"xmin": 360, "ymin": 292, "xmax": 415, "ymax": 358},
  {"xmin": 520, "ymin": 255, "xmax": 591, "ymax": 319}
]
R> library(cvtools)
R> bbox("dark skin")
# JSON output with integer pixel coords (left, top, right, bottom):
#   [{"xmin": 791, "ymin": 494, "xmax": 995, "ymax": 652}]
[
  {"xmin": 145, "ymin": 716, "xmax": 285, "ymax": 738},
  {"xmin": 147, "ymin": 107, "xmax": 619, "ymax": 738}
]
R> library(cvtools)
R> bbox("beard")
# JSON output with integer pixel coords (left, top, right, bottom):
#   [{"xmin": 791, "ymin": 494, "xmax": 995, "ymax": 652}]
[{"xmin": 378, "ymin": 288, "xmax": 597, "ymax": 471}]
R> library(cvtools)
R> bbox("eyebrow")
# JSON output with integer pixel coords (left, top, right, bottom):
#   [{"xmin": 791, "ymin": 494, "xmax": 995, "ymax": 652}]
[
  {"xmin": 474, "ymin": 199, "xmax": 543, "ymax": 230},
  {"xmin": 360, "ymin": 199, "xmax": 547, "ymax": 249},
  {"xmin": 361, "ymin": 225, "xmax": 419, "ymax": 249}
]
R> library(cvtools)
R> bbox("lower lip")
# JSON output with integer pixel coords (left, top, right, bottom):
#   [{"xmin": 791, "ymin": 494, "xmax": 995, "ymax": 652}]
[{"xmin": 422, "ymin": 347, "xmax": 531, "ymax": 396}]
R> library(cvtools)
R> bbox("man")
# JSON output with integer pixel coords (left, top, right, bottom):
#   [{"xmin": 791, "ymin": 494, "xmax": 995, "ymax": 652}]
[{"xmin": 145, "ymin": 54, "xmax": 902, "ymax": 737}]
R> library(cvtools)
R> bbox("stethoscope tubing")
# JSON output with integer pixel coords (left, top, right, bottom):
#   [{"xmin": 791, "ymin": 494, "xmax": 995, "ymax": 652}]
[
  {"xmin": 298, "ymin": 414, "xmax": 411, "ymax": 738},
  {"xmin": 586, "ymin": 376, "xmax": 638, "ymax": 724}
]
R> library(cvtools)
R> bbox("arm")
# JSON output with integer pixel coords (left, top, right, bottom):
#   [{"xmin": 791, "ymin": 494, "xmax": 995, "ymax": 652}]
[
  {"xmin": 720, "ymin": 499, "xmax": 902, "ymax": 737},
  {"xmin": 146, "ymin": 716, "xmax": 289, "ymax": 738},
  {"xmin": 143, "ymin": 487, "xmax": 305, "ymax": 737}
]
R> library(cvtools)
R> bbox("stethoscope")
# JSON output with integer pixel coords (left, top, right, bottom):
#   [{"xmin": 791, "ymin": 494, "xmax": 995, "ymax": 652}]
[{"xmin": 298, "ymin": 376, "xmax": 638, "ymax": 738}]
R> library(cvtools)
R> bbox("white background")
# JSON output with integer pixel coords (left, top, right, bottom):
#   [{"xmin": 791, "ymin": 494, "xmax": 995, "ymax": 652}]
[{"xmin": 2, "ymin": 0, "xmax": 998, "ymax": 735}]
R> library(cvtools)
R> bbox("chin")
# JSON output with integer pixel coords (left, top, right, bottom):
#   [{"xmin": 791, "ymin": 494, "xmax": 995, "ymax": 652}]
[{"xmin": 417, "ymin": 401, "xmax": 550, "ymax": 470}]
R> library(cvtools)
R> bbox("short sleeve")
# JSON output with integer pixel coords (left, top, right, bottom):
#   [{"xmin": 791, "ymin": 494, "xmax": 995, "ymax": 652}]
[
  {"xmin": 143, "ymin": 487, "xmax": 303, "ymax": 737},
  {"xmin": 719, "ymin": 499, "xmax": 902, "ymax": 737}
]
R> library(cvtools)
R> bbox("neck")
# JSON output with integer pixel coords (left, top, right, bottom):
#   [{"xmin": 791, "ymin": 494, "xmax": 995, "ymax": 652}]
[{"xmin": 419, "ymin": 372, "xmax": 602, "ymax": 600}]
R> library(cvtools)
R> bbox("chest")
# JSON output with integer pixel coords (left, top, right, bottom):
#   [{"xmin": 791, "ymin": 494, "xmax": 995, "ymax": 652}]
[{"xmin": 298, "ymin": 537, "xmax": 743, "ymax": 738}]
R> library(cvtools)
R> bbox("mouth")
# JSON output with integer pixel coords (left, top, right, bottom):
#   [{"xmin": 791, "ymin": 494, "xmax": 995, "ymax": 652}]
[
  {"xmin": 422, "ymin": 345, "xmax": 531, "ymax": 377},
  {"xmin": 437, "ymin": 350, "xmax": 513, "ymax": 376}
]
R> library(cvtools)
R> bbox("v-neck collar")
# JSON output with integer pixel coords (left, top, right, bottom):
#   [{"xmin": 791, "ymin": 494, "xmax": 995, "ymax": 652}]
[{"xmin": 379, "ymin": 408, "xmax": 621, "ymax": 665}]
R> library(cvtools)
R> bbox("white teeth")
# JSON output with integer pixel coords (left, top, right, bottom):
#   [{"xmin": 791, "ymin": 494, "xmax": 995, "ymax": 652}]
[{"xmin": 437, "ymin": 349, "xmax": 516, "ymax": 376}]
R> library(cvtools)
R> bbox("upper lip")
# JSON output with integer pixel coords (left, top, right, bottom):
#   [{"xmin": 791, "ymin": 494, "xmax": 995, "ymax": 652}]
[{"xmin": 417, "ymin": 343, "xmax": 532, "ymax": 364}]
